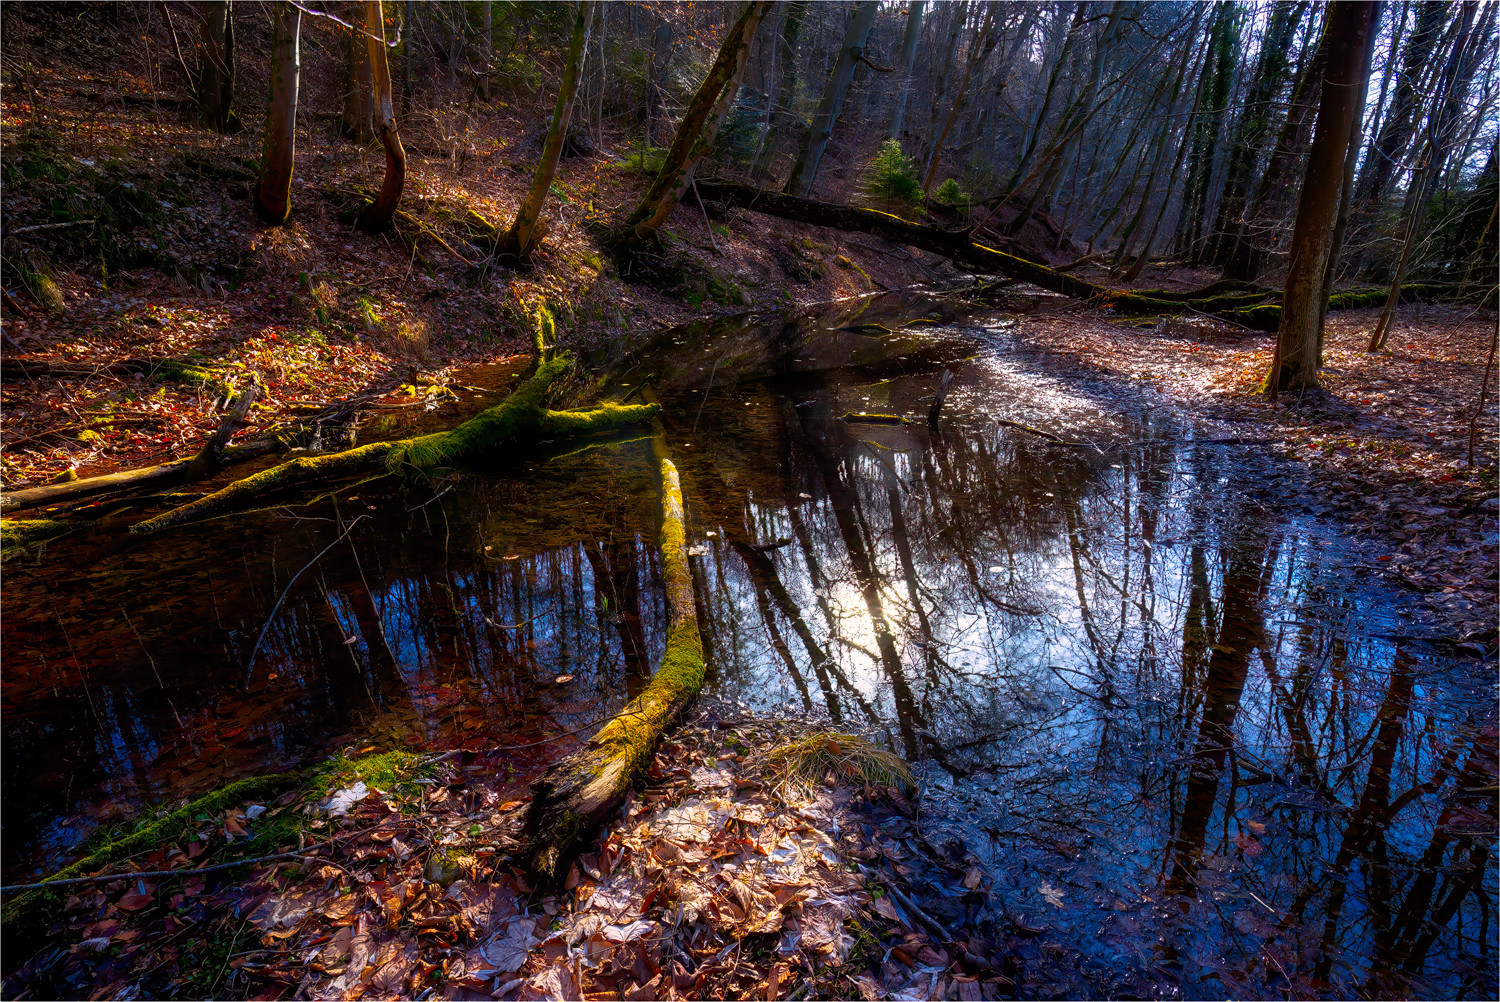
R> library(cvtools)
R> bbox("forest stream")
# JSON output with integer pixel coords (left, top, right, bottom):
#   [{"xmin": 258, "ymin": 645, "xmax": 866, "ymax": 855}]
[{"xmin": 3, "ymin": 291, "xmax": 1494, "ymax": 998}]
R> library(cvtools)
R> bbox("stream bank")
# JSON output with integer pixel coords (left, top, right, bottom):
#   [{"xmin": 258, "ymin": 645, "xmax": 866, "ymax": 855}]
[{"xmin": 2, "ymin": 290, "xmax": 1495, "ymax": 999}]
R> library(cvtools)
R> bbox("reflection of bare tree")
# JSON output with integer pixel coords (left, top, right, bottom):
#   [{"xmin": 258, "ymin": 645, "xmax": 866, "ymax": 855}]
[{"xmin": 1168, "ymin": 524, "xmax": 1276, "ymax": 893}]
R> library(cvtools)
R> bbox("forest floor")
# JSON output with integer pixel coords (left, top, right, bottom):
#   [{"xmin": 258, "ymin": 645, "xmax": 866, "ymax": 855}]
[{"xmin": 3, "ymin": 702, "xmax": 1022, "ymax": 1002}]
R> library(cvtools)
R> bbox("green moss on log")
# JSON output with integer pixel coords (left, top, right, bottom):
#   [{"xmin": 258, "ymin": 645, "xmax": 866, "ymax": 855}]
[
  {"xmin": 1, "ymin": 772, "xmax": 300, "ymax": 953},
  {"xmin": 1, "ymin": 518, "xmax": 85, "ymax": 558},
  {"xmin": 130, "ymin": 355, "xmax": 658, "ymax": 536}
]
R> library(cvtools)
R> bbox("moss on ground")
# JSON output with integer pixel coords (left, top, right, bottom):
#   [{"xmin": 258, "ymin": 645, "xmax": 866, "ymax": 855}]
[{"xmin": 1, "ymin": 518, "xmax": 85, "ymax": 559}]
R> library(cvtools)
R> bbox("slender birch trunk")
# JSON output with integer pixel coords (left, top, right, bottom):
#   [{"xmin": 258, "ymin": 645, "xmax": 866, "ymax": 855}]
[
  {"xmin": 499, "ymin": 0, "xmax": 595, "ymax": 257},
  {"xmin": 254, "ymin": 1, "xmax": 301, "ymax": 224},
  {"xmin": 355, "ymin": 0, "xmax": 407, "ymax": 233}
]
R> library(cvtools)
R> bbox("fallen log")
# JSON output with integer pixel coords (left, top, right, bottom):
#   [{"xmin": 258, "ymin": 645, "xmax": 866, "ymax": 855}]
[
  {"xmin": 522, "ymin": 409, "xmax": 706, "ymax": 882},
  {"xmin": 128, "ymin": 354, "xmax": 656, "ymax": 536},
  {"xmin": 1, "ymin": 356, "xmax": 221, "ymax": 383},
  {"xmin": 692, "ymin": 180, "xmax": 1263, "ymax": 314}
]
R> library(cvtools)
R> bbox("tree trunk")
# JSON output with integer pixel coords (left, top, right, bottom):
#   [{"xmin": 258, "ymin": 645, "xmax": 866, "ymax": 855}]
[
  {"xmin": 1368, "ymin": 1, "xmax": 1481, "ymax": 351},
  {"xmin": 1173, "ymin": 2, "xmax": 1238, "ymax": 257},
  {"xmin": 921, "ymin": 4, "xmax": 999, "ymax": 195},
  {"xmin": 254, "ymin": 1, "xmax": 301, "ymax": 224},
  {"xmin": 477, "ymin": 0, "xmax": 492, "ymax": 99},
  {"xmin": 401, "ymin": 0, "xmax": 413, "ymax": 118},
  {"xmin": 196, "ymin": 0, "xmax": 238, "ymax": 133},
  {"xmin": 887, "ymin": 0, "xmax": 925, "ymax": 140},
  {"xmin": 1317, "ymin": 7, "xmax": 1382, "ymax": 358},
  {"xmin": 1225, "ymin": 11, "xmax": 1329, "ymax": 278},
  {"xmin": 616, "ymin": 1, "xmax": 771, "ymax": 246},
  {"xmin": 1264, "ymin": 1, "xmax": 1379, "ymax": 397},
  {"xmin": 339, "ymin": 3, "xmax": 373, "ymax": 143},
  {"xmin": 751, "ymin": 2, "xmax": 805, "ymax": 177},
  {"xmin": 785, "ymin": 1, "xmax": 879, "ymax": 197},
  {"xmin": 355, "ymin": 0, "xmax": 407, "ymax": 233},
  {"xmin": 644, "ymin": 19, "xmax": 672, "ymax": 146},
  {"xmin": 498, "ymin": 1, "xmax": 595, "ymax": 257},
  {"xmin": 522, "ymin": 418, "xmax": 705, "ymax": 882},
  {"xmin": 1204, "ymin": 0, "xmax": 1309, "ymax": 269}
]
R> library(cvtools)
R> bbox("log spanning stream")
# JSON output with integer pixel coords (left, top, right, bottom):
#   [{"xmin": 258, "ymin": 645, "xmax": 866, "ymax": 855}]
[{"xmin": 3, "ymin": 290, "xmax": 1494, "ymax": 998}]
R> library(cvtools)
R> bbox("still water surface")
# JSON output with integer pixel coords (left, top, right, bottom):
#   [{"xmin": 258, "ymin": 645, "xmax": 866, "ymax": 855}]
[{"xmin": 3, "ymin": 295, "xmax": 1494, "ymax": 997}]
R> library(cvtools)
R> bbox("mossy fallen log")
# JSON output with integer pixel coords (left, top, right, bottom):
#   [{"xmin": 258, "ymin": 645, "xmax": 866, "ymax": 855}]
[
  {"xmin": 128, "ymin": 355, "xmax": 658, "ymax": 536},
  {"xmin": 0, "ymin": 517, "xmax": 96, "ymax": 560},
  {"xmin": 0, "ymin": 772, "xmax": 300, "ymax": 961},
  {"xmin": 522, "ymin": 420, "xmax": 706, "ymax": 882},
  {"xmin": 1219, "ymin": 284, "xmax": 1456, "ymax": 331},
  {"xmin": 1, "ymin": 356, "xmax": 221, "ymax": 384}
]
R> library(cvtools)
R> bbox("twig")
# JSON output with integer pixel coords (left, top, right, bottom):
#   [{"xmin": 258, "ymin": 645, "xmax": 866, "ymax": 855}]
[
  {"xmin": 5, "ymin": 219, "xmax": 97, "ymax": 236},
  {"xmin": 692, "ymin": 180, "xmax": 720, "ymax": 255},
  {"xmin": 1468, "ymin": 327, "xmax": 1497, "ymax": 468},
  {"xmin": 883, "ymin": 881, "xmax": 954, "ymax": 941},
  {"xmin": 0, "ymin": 849, "xmax": 339, "ymax": 893},
  {"xmin": 243, "ymin": 516, "xmax": 367, "ymax": 685}
]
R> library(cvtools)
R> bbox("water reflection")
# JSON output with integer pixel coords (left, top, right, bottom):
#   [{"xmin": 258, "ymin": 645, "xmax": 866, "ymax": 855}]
[{"xmin": 2, "ymin": 310, "xmax": 1494, "ymax": 997}]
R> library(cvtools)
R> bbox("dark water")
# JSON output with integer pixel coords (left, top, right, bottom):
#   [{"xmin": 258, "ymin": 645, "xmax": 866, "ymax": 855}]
[{"xmin": 3, "ymin": 293, "xmax": 1495, "ymax": 998}]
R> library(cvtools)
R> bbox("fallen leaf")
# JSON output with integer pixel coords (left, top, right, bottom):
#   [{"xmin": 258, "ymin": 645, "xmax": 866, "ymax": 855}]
[{"xmin": 1038, "ymin": 881, "xmax": 1065, "ymax": 908}]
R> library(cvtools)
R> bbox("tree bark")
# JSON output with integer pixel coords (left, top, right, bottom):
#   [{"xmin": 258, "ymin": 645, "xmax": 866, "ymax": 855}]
[
  {"xmin": 498, "ymin": 1, "xmax": 595, "ymax": 257},
  {"xmin": 615, "ymin": 1, "xmax": 770, "ymax": 247},
  {"xmin": 1367, "ymin": 1, "xmax": 1481, "ymax": 351},
  {"xmin": 254, "ymin": 1, "xmax": 302, "ymax": 224},
  {"xmin": 785, "ymin": 1, "xmax": 879, "ymax": 198},
  {"xmin": 196, "ymin": 0, "xmax": 238, "ymax": 133},
  {"xmin": 355, "ymin": 1, "xmax": 407, "ymax": 233},
  {"xmin": 339, "ymin": 3, "xmax": 374, "ymax": 143},
  {"xmin": 921, "ymin": 4, "xmax": 999, "ymax": 196},
  {"xmin": 1264, "ymin": 0, "xmax": 1380, "ymax": 397},
  {"xmin": 887, "ymin": 0, "xmax": 925, "ymax": 140}
]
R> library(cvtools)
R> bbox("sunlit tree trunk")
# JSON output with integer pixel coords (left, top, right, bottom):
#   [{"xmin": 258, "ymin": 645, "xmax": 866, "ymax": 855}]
[
  {"xmin": 254, "ymin": 1, "xmax": 301, "ymax": 224},
  {"xmin": 887, "ymin": 1, "xmax": 925, "ymax": 140},
  {"xmin": 617, "ymin": 1, "xmax": 771, "ymax": 246},
  {"xmin": 339, "ymin": 4, "xmax": 374, "ymax": 143},
  {"xmin": 355, "ymin": 0, "xmax": 407, "ymax": 233},
  {"xmin": 499, "ymin": 0, "xmax": 595, "ymax": 257},
  {"xmin": 196, "ymin": 0, "xmax": 238, "ymax": 133},
  {"xmin": 785, "ymin": 1, "xmax": 879, "ymax": 197},
  {"xmin": 1264, "ymin": 0, "xmax": 1379, "ymax": 397}
]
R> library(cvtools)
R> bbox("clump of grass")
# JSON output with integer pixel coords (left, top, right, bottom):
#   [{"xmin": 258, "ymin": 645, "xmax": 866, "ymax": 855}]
[
  {"xmin": 859, "ymin": 139, "xmax": 923, "ymax": 210},
  {"xmin": 769, "ymin": 731, "xmax": 915, "ymax": 795}
]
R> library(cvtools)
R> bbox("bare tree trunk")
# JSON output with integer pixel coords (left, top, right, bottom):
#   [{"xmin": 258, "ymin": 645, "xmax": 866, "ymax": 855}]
[
  {"xmin": 339, "ymin": 3, "xmax": 373, "ymax": 143},
  {"xmin": 785, "ymin": 1, "xmax": 879, "ymax": 197},
  {"xmin": 1368, "ymin": 1, "xmax": 1481, "ymax": 351},
  {"xmin": 254, "ymin": 1, "xmax": 301, "ymax": 224},
  {"xmin": 477, "ymin": 0, "xmax": 492, "ymax": 99},
  {"xmin": 751, "ymin": 2, "xmax": 805, "ymax": 176},
  {"xmin": 499, "ymin": 0, "xmax": 595, "ymax": 257},
  {"xmin": 1317, "ymin": 7, "xmax": 1382, "ymax": 359},
  {"xmin": 887, "ymin": 0, "xmax": 925, "ymax": 140},
  {"xmin": 1265, "ymin": 1, "xmax": 1380, "ymax": 397},
  {"xmin": 196, "ymin": 0, "xmax": 238, "ymax": 133},
  {"xmin": 921, "ymin": 4, "xmax": 999, "ymax": 195},
  {"xmin": 355, "ymin": 1, "xmax": 406, "ymax": 233},
  {"xmin": 644, "ymin": 18, "xmax": 672, "ymax": 146},
  {"xmin": 616, "ymin": 1, "xmax": 771, "ymax": 246},
  {"xmin": 401, "ymin": 0, "xmax": 412, "ymax": 119}
]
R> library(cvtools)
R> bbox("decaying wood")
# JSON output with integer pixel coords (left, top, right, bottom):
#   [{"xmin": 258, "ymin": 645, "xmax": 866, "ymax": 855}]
[{"xmin": 522, "ymin": 406, "xmax": 706, "ymax": 882}]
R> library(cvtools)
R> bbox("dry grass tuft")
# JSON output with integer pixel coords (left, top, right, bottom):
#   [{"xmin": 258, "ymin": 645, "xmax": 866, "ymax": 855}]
[{"xmin": 768, "ymin": 731, "xmax": 915, "ymax": 795}]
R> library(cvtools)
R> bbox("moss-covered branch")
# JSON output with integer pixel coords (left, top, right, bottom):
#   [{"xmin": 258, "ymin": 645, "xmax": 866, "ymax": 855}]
[
  {"xmin": 522, "ymin": 420, "xmax": 706, "ymax": 881},
  {"xmin": 128, "ymin": 355, "xmax": 658, "ymax": 536}
]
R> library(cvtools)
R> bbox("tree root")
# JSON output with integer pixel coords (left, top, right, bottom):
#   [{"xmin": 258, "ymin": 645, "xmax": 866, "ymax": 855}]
[
  {"xmin": 128, "ymin": 354, "xmax": 657, "ymax": 536},
  {"xmin": 522, "ymin": 416, "xmax": 706, "ymax": 882}
]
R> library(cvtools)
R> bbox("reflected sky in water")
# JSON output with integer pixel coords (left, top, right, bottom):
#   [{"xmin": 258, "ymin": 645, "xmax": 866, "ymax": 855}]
[{"xmin": 3, "ymin": 305, "xmax": 1494, "ymax": 998}]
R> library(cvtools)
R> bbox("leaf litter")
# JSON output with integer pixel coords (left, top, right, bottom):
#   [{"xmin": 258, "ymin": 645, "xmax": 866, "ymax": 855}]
[{"xmin": 3, "ymin": 698, "xmax": 1022, "ymax": 1000}]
